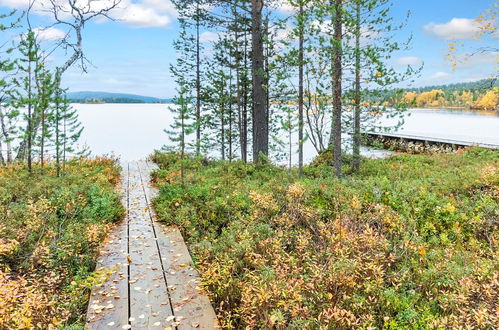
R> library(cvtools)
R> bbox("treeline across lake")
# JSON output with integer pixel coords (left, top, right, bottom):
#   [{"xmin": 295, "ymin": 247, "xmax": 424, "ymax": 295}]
[
  {"xmin": 67, "ymin": 91, "xmax": 173, "ymax": 104},
  {"xmin": 401, "ymin": 79, "xmax": 498, "ymax": 110},
  {"xmin": 70, "ymin": 97, "xmax": 169, "ymax": 104}
]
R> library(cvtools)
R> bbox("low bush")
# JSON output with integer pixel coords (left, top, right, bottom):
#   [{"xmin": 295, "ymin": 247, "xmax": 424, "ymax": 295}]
[
  {"xmin": 153, "ymin": 149, "xmax": 498, "ymax": 329},
  {"xmin": 0, "ymin": 158, "xmax": 124, "ymax": 329}
]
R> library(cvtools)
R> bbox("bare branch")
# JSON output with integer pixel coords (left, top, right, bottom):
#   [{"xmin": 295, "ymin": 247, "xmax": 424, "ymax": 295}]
[{"xmin": 43, "ymin": 0, "xmax": 122, "ymax": 79}]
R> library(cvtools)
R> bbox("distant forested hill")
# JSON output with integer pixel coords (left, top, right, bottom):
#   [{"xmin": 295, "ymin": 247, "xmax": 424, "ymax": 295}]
[{"xmin": 68, "ymin": 91, "xmax": 172, "ymax": 103}]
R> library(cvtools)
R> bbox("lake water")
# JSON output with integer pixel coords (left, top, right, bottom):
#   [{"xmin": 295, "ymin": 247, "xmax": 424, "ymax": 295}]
[
  {"xmin": 382, "ymin": 108, "xmax": 499, "ymax": 147},
  {"xmin": 76, "ymin": 104, "xmax": 170, "ymax": 160},
  {"xmin": 75, "ymin": 104, "xmax": 499, "ymax": 162}
]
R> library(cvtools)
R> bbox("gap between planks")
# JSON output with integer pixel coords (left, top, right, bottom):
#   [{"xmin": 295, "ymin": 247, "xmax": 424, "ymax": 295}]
[{"xmin": 86, "ymin": 161, "xmax": 218, "ymax": 330}]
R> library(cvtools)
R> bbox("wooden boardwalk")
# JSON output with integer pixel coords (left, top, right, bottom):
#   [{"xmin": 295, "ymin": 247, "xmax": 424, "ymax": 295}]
[
  {"xmin": 365, "ymin": 132, "xmax": 499, "ymax": 150},
  {"xmin": 86, "ymin": 161, "xmax": 218, "ymax": 329}
]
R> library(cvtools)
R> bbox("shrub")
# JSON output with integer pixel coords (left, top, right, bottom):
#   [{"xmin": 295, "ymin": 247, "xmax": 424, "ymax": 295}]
[
  {"xmin": 0, "ymin": 158, "xmax": 124, "ymax": 328},
  {"xmin": 153, "ymin": 148, "xmax": 498, "ymax": 329}
]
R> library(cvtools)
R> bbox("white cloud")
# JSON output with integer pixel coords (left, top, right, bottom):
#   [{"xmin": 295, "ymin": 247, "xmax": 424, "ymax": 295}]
[
  {"xmin": 424, "ymin": 18, "xmax": 481, "ymax": 40},
  {"xmin": 429, "ymin": 71, "xmax": 451, "ymax": 82},
  {"xmin": 142, "ymin": 0, "xmax": 177, "ymax": 16},
  {"xmin": 199, "ymin": 31, "xmax": 219, "ymax": 43},
  {"xmin": 0, "ymin": 0, "xmax": 30, "ymax": 8},
  {"xmin": 0, "ymin": 0, "xmax": 176, "ymax": 28},
  {"xmin": 112, "ymin": 2, "xmax": 172, "ymax": 28},
  {"xmin": 276, "ymin": 1, "xmax": 295, "ymax": 14},
  {"xmin": 463, "ymin": 53, "xmax": 498, "ymax": 66},
  {"xmin": 33, "ymin": 27, "xmax": 66, "ymax": 41},
  {"xmin": 275, "ymin": 0, "xmax": 317, "ymax": 15},
  {"xmin": 395, "ymin": 56, "xmax": 422, "ymax": 67}
]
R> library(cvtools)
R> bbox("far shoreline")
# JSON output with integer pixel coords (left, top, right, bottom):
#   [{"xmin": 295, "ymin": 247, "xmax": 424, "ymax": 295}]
[{"xmin": 409, "ymin": 107, "xmax": 498, "ymax": 113}]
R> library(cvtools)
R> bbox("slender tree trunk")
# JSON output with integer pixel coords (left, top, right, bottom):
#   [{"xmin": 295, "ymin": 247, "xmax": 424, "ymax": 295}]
[
  {"xmin": 298, "ymin": 2, "xmax": 305, "ymax": 176},
  {"xmin": 328, "ymin": 1, "xmax": 335, "ymax": 149},
  {"xmin": 264, "ymin": 16, "xmax": 270, "ymax": 154},
  {"xmin": 40, "ymin": 105, "xmax": 45, "ymax": 172},
  {"xmin": 236, "ymin": 31, "xmax": 243, "ymax": 161},
  {"xmin": 352, "ymin": 1, "xmax": 361, "ymax": 173},
  {"xmin": 0, "ymin": 103, "xmax": 4, "ymax": 164},
  {"xmin": 5, "ymin": 138, "xmax": 12, "ymax": 164},
  {"xmin": 27, "ymin": 59, "xmax": 33, "ymax": 174},
  {"xmin": 55, "ymin": 96, "xmax": 61, "ymax": 177},
  {"xmin": 63, "ymin": 114, "xmax": 67, "ymax": 174},
  {"xmin": 233, "ymin": 2, "xmax": 245, "ymax": 162},
  {"xmin": 251, "ymin": 0, "xmax": 268, "ymax": 163},
  {"xmin": 221, "ymin": 72, "xmax": 226, "ymax": 160},
  {"xmin": 288, "ymin": 112, "xmax": 292, "ymax": 170},
  {"xmin": 195, "ymin": 1, "xmax": 202, "ymax": 156},
  {"xmin": 181, "ymin": 107, "xmax": 185, "ymax": 184},
  {"xmin": 229, "ymin": 66, "xmax": 233, "ymax": 161},
  {"xmin": 332, "ymin": 0, "xmax": 343, "ymax": 177},
  {"xmin": 0, "ymin": 105, "xmax": 13, "ymax": 163},
  {"xmin": 242, "ymin": 31, "xmax": 248, "ymax": 163},
  {"xmin": 0, "ymin": 140, "xmax": 4, "ymax": 166},
  {"xmin": 16, "ymin": 109, "xmax": 44, "ymax": 162}
]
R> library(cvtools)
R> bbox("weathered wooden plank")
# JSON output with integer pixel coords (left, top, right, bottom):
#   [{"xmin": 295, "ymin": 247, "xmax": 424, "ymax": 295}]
[
  {"xmin": 138, "ymin": 161, "xmax": 220, "ymax": 329},
  {"xmin": 87, "ymin": 161, "xmax": 219, "ymax": 330},
  {"xmin": 86, "ymin": 163, "xmax": 130, "ymax": 329},
  {"xmin": 127, "ymin": 162, "xmax": 174, "ymax": 328}
]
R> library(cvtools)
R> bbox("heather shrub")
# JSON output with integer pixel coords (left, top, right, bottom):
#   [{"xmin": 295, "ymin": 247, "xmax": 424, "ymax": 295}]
[
  {"xmin": 153, "ymin": 148, "xmax": 498, "ymax": 329},
  {"xmin": 0, "ymin": 158, "xmax": 124, "ymax": 328}
]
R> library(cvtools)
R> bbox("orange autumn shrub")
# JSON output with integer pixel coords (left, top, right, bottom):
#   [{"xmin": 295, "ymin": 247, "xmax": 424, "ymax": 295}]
[
  {"xmin": 0, "ymin": 158, "xmax": 123, "ymax": 328},
  {"xmin": 153, "ymin": 149, "xmax": 498, "ymax": 329}
]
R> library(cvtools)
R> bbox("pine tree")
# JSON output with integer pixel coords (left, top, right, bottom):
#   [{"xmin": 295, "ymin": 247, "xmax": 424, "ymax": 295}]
[
  {"xmin": 331, "ymin": 0, "xmax": 343, "ymax": 178},
  {"xmin": 167, "ymin": 21, "xmax": 197, "ymax": 182},
  {"xmin": 232, "ymin": 2, "xmax": 252, "ymax": 163},
  {"xmin": 165, "ymin": 82, "xmax": 195, "ymax": 183},
  {"xmin": 51, "ymin": 83, "xmax": 83, "ymax": 176},
  {"xmin": 171, "ymin": 0, "xmax": 211, "ymax": 156},
  {"xmin": 250, "ymin": 0, "xmax": 268, "ymax": 163},
  {"xmin": 14, "ymin": 29, "xmax": 41, "ymax": 173},
  {"xmin": 205, "ymin": 38, "xmax": 233, "ymax": 160},
  {"xmin": 35, "ymin": 62, "xmax": 56, "ymax": 172},
  {"xmin": 0, "ymin": 10, "xmax": 20, "ymax": 165},
  {"xmin": 280, "ymin": 103, "xmax": 297, "ymax": 170},
  {"xmin": 343, "ymin": 0, "xmax": 421, "ymax": 173},
  {"xmin": 282, "ymin": 0, "xmax": 312, "ymax": 173}
]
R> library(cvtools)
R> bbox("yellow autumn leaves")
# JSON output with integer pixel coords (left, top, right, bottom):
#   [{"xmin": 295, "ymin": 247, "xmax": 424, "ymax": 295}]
[
  {"xmin": 0, "ymin": 158, "xmax": 123, "ymax": 329},
  {"xmin": 402, "ymin": 89, "xmax": 498, "ymax": 110}
]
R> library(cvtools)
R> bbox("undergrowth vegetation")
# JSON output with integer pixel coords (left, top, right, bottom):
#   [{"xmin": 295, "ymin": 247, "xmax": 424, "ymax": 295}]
[
  {"xmin": 152, "ymin": 148, "xmax": 498, "ymax": 329},
  {"xmin": 0, "ymin": 158, "xmax": 124, "ymax": 329}
]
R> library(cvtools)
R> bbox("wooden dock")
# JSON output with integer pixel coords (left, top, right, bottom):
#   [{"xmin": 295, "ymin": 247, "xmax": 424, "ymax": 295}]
[
  {"xmin": 86, "ymin": 161, "xmax": 218, "ymax": 329},
  {"xmin": 365, "ymin": 132, "xmax": 499, "ymax": 151}
]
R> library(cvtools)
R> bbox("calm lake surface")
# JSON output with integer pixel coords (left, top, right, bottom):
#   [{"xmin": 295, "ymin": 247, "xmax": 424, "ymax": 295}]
[{"xmin": 75, "ymin": 104, "xmax": 499, "ymax": 161}]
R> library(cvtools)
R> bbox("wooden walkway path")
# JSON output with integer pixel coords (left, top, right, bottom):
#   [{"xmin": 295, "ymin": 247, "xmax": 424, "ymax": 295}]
[
  {"xmin": 365, "ymin": 132, "xmax": 499, "ymax": 150},
  {"xmin": 86, "ymin": 161, "xmax": 218, "ymax": 329}
]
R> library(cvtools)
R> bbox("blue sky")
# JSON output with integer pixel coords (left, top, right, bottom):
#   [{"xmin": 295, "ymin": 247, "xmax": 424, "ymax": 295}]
[{"xmin": 0, "ymin": 0, "xmax": 496, "ymax": 98}]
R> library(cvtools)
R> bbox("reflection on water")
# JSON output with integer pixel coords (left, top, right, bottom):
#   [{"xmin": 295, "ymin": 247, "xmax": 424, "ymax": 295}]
[
  {"xmin": 412, "ymin": 108, "xmax": 499, "ymax": 117},
  {"xmin": 75, "ymin": 104, "xmax": 499, "ymax": 161}
]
